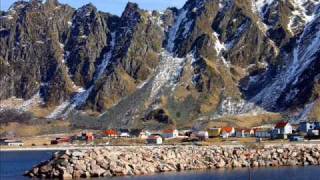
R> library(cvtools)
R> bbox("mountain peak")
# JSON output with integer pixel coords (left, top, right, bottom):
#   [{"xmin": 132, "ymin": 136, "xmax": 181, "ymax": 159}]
[
  {"xmin": 44, "ymin": 0, "xmax": 59, "ymax": 7},
  {"xmin": 122, "ymin": 2, "xmax": 140, "ymax": 17}
]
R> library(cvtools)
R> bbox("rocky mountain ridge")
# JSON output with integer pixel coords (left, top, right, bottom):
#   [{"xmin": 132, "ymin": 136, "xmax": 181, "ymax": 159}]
[{"xmin": 0, "ymin": 0, "xmax": 319, "ymax": 129}]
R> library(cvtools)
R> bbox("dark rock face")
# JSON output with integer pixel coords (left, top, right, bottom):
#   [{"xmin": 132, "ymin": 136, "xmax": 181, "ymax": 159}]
[
  {"xmin": 0, "ymin": 1, "xmax": 75, "ymax": 105},
  {"xmin": 64, "ymin": 4, "xmax": 116, "ymax": 88},
  {"xmin": 1, "ymin": 0, "xmax": 319, "ymax": 127}
]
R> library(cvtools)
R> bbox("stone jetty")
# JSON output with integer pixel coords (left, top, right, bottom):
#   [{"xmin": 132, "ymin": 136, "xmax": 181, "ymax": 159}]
[{"xmin": 25, "ymin": 144, "xmax": 320, "ymax": 179}]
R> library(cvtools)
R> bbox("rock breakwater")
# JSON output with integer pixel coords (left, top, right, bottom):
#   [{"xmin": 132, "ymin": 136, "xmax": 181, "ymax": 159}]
[{"xmin": 25, "ymin": 144, "xmax": 320, "ymax": 179}]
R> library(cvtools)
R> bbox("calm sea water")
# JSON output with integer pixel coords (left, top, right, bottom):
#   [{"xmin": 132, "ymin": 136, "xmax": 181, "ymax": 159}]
[{"xmin": 1, "ymin": 151, "xmax": 320, "ymax": 180}]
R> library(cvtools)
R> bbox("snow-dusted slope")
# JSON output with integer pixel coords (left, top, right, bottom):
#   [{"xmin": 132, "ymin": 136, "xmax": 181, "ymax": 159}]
[
  {"xmin": 2, "ymin": 0, "xmax": 320, "ymax": 126},
  {"xmin": 149, "ymin": 51, "xmax": 186, "ymax": 99},
  {"xmin": 46, "ymin": 31, "xmax": 117, "ymax": 119},
  {"xmin": 251, "ymin": 7, "xmax": 320, "ymax": 110},
  {"xmin": 288, "ymin": 0, "xmax": 320, "ymax": 34},
  {"xmin": 148, "ymin": 6, "xmax": 192, "ymax": 100}
]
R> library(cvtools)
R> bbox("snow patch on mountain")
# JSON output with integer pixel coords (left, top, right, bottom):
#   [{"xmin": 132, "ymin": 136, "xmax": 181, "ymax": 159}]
[
  {"xmin": 212, "ymin": 32, "xmax": 226, "ymax": 55},
  {"xmin": 0, "ymin": 15, "xmax": 14, "ymax": 20},
  {"xmin": 71, "ymin": 32, "xmax": 116, "ymax": 107},
  {"xmin": 211, "ymin": 32, "xmax": 230, "ymax": 67},
  {"xmin": 213, "ymin": 97, "xmax": 266, "ymax": 118},
  {"xmin": 150, "ymin": 50, "xmax": 186, "ymax": 99},
  {"xmin": 148, "ymin": 12, "xmax": 164, "ymax": 30},
  {"xmin": 67, "ymin": 21, "xmax": 72, "ymax": 27},
  {"xmin": 94, "ymin": 32, "xmax": 116, "ymax": 81},
  {"xmin": 225, "ymin": 21, "xmax": 249, "ymax": 50},
  {"xmin": 166, "ymin": 8, "xmax": 189, "ymax": 52},
  {"xmin": 219, "ymin": 0, "xmax": 231, "ymax": 9},
  {"xmin": 254, "ymin": 0, "xmax": 275, "ymax": 16},
  {"xmin": 46, "ymin": 31, "xmax": 117, "ymax": 119},
  {"xmin": 0, "ymin": 92, "xmax": 44, "ymax": 113},
  {"xmin": 287, "ymin": 0, "xmax": 320, "ymax": 35},
  {"xmin": 294, "ymin": 101, "xmax": 316, "ymax": 123},
  {"xmin": 46, "ymin": 101, "xmax": 70, "ymax": 119}
]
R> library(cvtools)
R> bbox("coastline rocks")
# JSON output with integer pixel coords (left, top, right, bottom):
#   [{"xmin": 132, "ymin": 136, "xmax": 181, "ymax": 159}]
[{"xmin": 25, "ymin": 144, "xmax": 320, "ymax": 179}]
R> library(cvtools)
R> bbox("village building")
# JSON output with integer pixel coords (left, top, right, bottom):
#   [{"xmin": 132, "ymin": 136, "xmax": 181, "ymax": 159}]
[
  {"xmin": 0, "ymin": 139, "xmax": 24, "ymax": 146},
  {"xmin": 147, "ymin": 135, "xmax": 162, "ymax": 145},
  {"xmin": 207, "ymin": 128, "xmax": 221, "ymax": 138},
  {"xmin": 71, "ymin": 132, "xmax": 95, "ymax": 143},
  {"xmin": 119, "ymin": 132, "xmax": 130, "ymax": 138},
  {"xmin": 139, "ymin": 130, "xmax": 151, "ymax": 139},
  {"xmin": 161, "ymin": 129, "xmax": 179, "ymax": 139},
  {"xmin": 272, "ymin": 122, "xmax": 293, "ymax": 139},
  {"xmin": 308, "ymin": 129, "xmax": 320, "ymax": 136},
  {"xmin": 104, "ymin": 130, "xmax": 118, "ymax": 137},
  {"xmin": 299, "ymin": 121, "xmax": 320, "ymax": 135},
  {"xmin": 119, "ymin": 129, "xmax": 130, "ymax": 137},
  {"xmin": 235, "ymin": 128, "xmax": 254, "ymax": 138},
  {"xmin": 221, "ymin": 127, "xmax": 235, "ymax": 138},
  {"xmin": 254, "ymin": 128, "xmax": 272, "ymax": 138},
  {"xmin": 83, "ymin": 132, "xmax": 95, "ymax": 142}
]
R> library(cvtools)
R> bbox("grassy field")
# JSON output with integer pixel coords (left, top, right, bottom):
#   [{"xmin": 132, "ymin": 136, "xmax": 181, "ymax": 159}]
[{"xmin": 201, "ymin": 113, "xmax": 283, "ymax": 128}]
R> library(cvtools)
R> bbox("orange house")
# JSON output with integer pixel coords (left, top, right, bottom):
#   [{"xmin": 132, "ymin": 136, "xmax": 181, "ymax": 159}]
[
  {"xmin": 104, "ymin": 130, "xmax": 118, "ymax": 137},
  {"xmin": 221, "ymin": 127, "xmax": 235, "ymax": 138}
]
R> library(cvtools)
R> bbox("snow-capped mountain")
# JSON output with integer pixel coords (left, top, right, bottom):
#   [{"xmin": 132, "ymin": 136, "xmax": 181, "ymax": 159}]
[{"xmin": 0, "ymin": 0, "xmax": 319, "ymax": 128}]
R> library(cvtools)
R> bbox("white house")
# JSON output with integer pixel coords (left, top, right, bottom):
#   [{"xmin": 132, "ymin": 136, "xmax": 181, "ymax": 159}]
[
  {"xmin": 272, "ymin": 122, "xmax": 293, "ymax": 139},
  {"xmin": 119, "ymin": 132, "xmax": 130, "ymax": 138},
  {"xmin": 0, "ymin": 139, "xmax": 24, "ymax": 146},
  {"xmin": 147, "ymin": 135, "xmax": 162, "ymax": 145},
  {"xmin": 299, "ymin": 121, "xmax": 320, "ymax": 134},
  {"xmin": 161, "ymin": 129, "xmax": 179, "ymax": 139},
  {"xmin": 274, "ymin": 122, "xmax": 293, "ymax": 135}
]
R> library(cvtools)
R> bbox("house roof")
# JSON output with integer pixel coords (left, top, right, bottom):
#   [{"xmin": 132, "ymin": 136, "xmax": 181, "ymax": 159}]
[
  {"xmin": 148, "ymin": 135, "xmax": 161, "ymax": 140},
  {"xmin": 221, "ymin": 127, "xmax": 234, "ymax": 133},
  {"xmin": 208, "ymin": 127, "xmax": 221, "ymax": 130},
  {"xmin": 162, "ymin": 129, "xmax": 177, "ymax": 133},
  {"xmin": 104, "ymin": 130, "xmax": 118, "ymax": 135},
  {"xmin": 275, "ymin": 122, "xmax": 289, "ymax": 128}
]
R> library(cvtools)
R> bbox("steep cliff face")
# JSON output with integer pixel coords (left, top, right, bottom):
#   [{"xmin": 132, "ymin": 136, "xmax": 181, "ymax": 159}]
[
  {"xmin": 0, "ymin": 0, "xmax": 75, "ymax": 106},
  {"xmin": 1, "ymin": 0, "xmax": 319, "ymax": 128},
  {"xmin": 247, "ymin": 5, "xmax": 320, "ymax": 113}
]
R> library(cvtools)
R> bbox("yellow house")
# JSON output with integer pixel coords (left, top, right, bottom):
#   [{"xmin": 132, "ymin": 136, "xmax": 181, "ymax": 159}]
[{"xmin": 207, "ymin": 128, "xmax": 221, "ymax": 138}]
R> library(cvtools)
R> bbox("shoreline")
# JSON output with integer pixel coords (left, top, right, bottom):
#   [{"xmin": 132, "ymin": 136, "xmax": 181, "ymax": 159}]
[
  {"xmin": 25, "ymin": 143, "xmax": 320, "ymax": 179},
  {"xmin": 1, "ymin": 141, "xmax": 320, "ymax": 152}
]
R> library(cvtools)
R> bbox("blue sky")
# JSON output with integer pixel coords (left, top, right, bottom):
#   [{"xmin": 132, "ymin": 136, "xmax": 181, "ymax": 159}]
[{"xmin": 1, "ymin": 0, "xmax": 187, "ymax": 15}]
